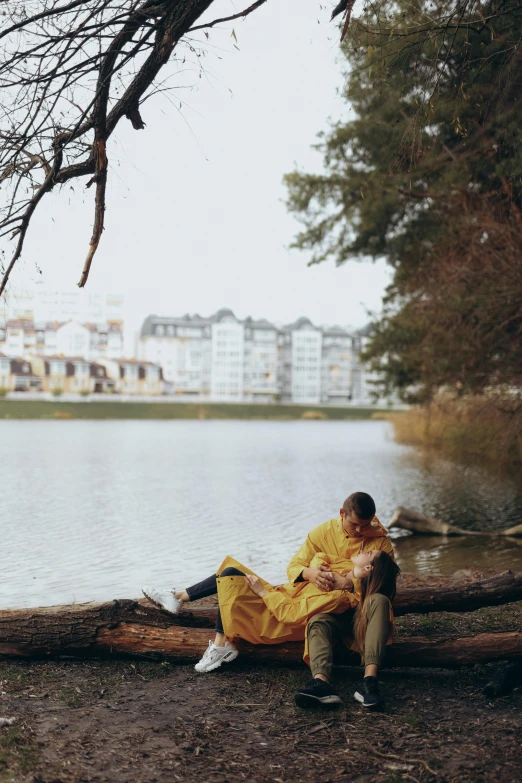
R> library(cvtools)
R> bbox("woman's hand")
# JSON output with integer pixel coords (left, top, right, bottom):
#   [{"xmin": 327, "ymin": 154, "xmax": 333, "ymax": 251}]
[
  {"xmin": 302, "ymin": 565, "xmax": 335, "ymax": 591},
  {"xmin": 329, "ymin": 572, "xmax": 354, "ymax": 591},
  {"xmin": 245, "ymin": 574, "xmax": 268, "ymax": 598}
]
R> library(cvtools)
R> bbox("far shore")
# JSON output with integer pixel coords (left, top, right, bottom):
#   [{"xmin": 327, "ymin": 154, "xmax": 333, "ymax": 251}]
[{"xmin": 0, "ymin": 399, "xmax": 398, "ymax": 421}]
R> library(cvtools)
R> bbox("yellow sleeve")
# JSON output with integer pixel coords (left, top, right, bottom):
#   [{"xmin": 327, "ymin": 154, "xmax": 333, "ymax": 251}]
[
  {"xmin": 262, "ymin": 589, "xmax": 358, "ymax": 626},
  {"xmin": 286, "ymin": 525, "xmax": 325, "ymax": 583}
]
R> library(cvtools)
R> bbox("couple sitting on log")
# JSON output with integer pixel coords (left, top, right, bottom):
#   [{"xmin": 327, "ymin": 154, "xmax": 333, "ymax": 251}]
[{"xmin": 142, "ymin": 491, "xmax": 400, "ymax": 708}]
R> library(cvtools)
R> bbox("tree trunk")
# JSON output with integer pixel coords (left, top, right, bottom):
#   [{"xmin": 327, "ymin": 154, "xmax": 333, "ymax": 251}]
[
  {"xmin": 394, "ymin": 570, "xmax": 522, "ymax": 614},
  {"xmin": 97, "ymin": 625, "xmax": 522, "ymax": 667},
  {"xmin": 0, "ymin": 570, "xmax": 521, "ymax": 666},
  {"xmin": 390, "ymin": 506, "xmax": 522, "ymax": 537},
  {"xmin": 0, "ymin": 607, "xmax": 520, "ymax": 667}
]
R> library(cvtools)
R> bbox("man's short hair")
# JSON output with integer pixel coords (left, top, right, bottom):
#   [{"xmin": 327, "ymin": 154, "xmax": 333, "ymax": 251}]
[{"xmin": 343, "ymin": 492, "xmax": 376, "ymax": 521}]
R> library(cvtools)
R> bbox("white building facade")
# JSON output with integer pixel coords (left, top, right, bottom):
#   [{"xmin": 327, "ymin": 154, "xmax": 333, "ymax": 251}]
[
  {"xmin": 280, "ymin": 318, "xmax": 323, "ymax": 404},
  {"xmin": 2, "ymin": 287, "xmax": 124, "ymax": 326},
  {"xmin": 321, "ymin": 326, "xmax": 354, "ymax": 405},
  {"xmin": 137, "ymin": 310, "xmax": 392, "ymax": 405},
  {"xmin": 243, "ymin": 317, "xmax": 279, "ymax": 403},
  {"xmin": 211, "ymin": 310, "xmax": 245, "ymax": 401},
  {"xmin": 138, "ymin": 314, "xmax": 212, "ymax": 396},
  {"xmin": 0, "ymin": 319, "xmax": 123, "ymax": 361}
]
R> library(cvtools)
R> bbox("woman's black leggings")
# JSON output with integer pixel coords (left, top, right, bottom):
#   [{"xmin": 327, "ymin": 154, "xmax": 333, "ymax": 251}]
[{"xmin": 186, "ymin": 567, "xmax": 245, "ymax": 634}]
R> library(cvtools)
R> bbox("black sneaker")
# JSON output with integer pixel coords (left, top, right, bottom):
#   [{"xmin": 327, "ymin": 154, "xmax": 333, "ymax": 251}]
[
  {"xmin": 294, "ymin": 678, "xmax": 342, "ymax": 708},
  {"xmin": 354, "ymin": 676, "xmax": 383, "ymax": 708}
]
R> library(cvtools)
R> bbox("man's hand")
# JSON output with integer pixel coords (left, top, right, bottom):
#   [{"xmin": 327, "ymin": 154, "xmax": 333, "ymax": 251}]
[
  {"xmin": 328, "ymin": 572, "xmax": 355, "ymax": 591},
  {"xmin": 302, "ymin": 565, "xmax": 335, "ymax": 591}
]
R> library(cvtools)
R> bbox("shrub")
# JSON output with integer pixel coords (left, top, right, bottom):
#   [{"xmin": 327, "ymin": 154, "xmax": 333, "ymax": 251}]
[
  {"xmin": 300, "ymin": 410, "xmax": 327, "ymax": 420},
  {"xmin": 51, "ymin": 388, "xmax": 64, "ymax": 397},
  {"xmin": 385, "ymin": 394, "xmax": 522, "ymax": 470}
]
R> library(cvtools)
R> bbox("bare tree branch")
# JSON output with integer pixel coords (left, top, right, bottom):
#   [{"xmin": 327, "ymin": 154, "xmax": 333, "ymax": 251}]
[
  {"xmin": 188, "ymin": 0, "xmax": 268, "ymax": 33},
  {"xmin": 0, "ymin": 0, "xmax": 272, "ymax": 294},
  {"xmin": 0, "ymin": 1, "xmax": 497, "ymax": 293}
]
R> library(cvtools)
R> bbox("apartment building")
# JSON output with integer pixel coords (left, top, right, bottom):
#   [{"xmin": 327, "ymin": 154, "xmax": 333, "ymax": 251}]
[
  {"xmin": 25, "ymin": 355, "xmax": 116, "ymax": 393},
  {"xmin": 138, "ymin": 314, "xmax": 212, "ymax": 395},
  {"xmin": 2, "ymin": 287, "xmax": 124, "ymax": 326},
  {"xmin": 139, "ymin": 310, "xmax": 280, "ymax": 402},
  {"xmin": 0, "ymin": 353, "xmax": 9, "ymax": 390},
  {"xmin": 350, "ymin": 332, "xmax": 394, "ymax": 405},
  {"xmin": 137, "ymin": 310, "xmax": 389, "ymax": 405},
  {"xmin": 91, "ymin": 358, "xmax": 162, "ymax": 395},
  {"xmin": 119, "ymin": 360, "xmax": 162, "ymax": 395},
  {"xmin": 3, "ymin": 354, "xmax": 160, "ymax": 395},
  {"xmin": 321, "ymin": 325, "xmax": 354, "ymax": 404},
  {"xmin": 0, "ymin": 354, "xmax": 42, "ymax": 392},
  {"xmin": 0, "ymin": 319, "xmax": 123, "ymax": 361},
  {"xmin": 243, "ymin": 317, "xmax": 279, "ymax": 402},
  {"xmin": 280, "ymin": 317, "xmax": 323, "ymax": 404},
  {"xmin": 210, "ymin": 309, "xmax": 245, "ymax": 401}
]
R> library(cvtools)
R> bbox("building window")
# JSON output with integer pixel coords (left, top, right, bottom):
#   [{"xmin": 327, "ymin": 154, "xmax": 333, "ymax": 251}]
[
  {"xmin": 156, "ymin": 325, "xmax": 165, "ymax": 336},
  {"xmin": 254, "ymin": 330, "xmax": 276, "ymax": 342},
  {"xmin": 50, "ymin": 361, "xmax": 65, "ymax": 374}
]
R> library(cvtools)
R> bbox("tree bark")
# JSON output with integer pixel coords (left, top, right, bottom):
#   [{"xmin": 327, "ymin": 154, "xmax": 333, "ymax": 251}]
[
  {"xmin": 0, "ymin": 570, "xmax": 521, "ymax": 665},
  {"xmin": 394, "ymin": 570, "xmax": 522, "ymax": 614},
  {"xmin": 96, "ymin": 626, "xmax": 522, "ymax": 668},
  {"xmin": 390, "ymin": 506, "xmax": 522, "ymax": 537},
  {"xmin": 0, "ymin": 607, "xmax": 520, "ymax": 667}
]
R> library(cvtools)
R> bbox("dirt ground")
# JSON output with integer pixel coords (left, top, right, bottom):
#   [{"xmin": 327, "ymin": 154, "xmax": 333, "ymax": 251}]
[{"xmin": 1, "ymin": 602, "xmax": 521, "ymax": 783}]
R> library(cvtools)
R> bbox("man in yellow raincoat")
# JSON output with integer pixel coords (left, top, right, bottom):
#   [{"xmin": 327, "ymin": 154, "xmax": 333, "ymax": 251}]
[{"xmin": 290, "ymin": 491, "xmax": 396, "ymax": 709}]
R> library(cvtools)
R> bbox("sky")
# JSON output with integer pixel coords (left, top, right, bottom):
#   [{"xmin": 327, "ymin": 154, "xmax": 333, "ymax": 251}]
[{"xmin": 6, "ymin": 0, "xmax": 391, "ymax": 348}]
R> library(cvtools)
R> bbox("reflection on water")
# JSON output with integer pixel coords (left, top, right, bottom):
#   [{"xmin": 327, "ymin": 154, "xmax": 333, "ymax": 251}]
[
  {"xmin": 2, "ymin": 419, "xmax": 521, "ymax": 609},
  {"xmin": 393, "ymin": 532, "xmax": 522, "ymax": 575}
]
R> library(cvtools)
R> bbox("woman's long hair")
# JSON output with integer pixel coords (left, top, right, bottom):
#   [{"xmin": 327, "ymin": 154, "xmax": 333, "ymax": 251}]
[{"xmin": 353, "ymin": 551, "xmax": 400, "ymax": 662}]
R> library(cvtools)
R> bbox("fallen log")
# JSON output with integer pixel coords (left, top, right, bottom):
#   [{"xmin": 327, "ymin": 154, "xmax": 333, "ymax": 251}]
[
  {"xmin": 0, "ymin": 570, "xmax": 521, "ymax": 665},
  {"xmin": 0, "ymin": 609, "xmax": 521, "ymax": 667},
  {"xmin": 98, "ymin": 625, "xmax": 522, "ymax": 668},
  {"xmin": 390, "ymin": 506, "xmax": 522, "ymax": 537},
  {"xmin": 394, "ymin": 570, "xmax": 522, "ymax": 614}
]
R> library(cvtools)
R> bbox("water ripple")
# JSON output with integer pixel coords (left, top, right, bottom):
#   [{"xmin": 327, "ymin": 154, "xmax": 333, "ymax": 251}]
[{"xmin": 1, "ymin": 419, "xmax": 522, "ymax": 608}]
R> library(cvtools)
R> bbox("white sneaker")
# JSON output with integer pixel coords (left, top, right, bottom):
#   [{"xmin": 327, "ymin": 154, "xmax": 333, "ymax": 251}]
[
  {"xmin": 194, "ymin": 641, "xmax": 239, "ymax": 673},
  {"xmin": 142, "ymin": 586, "xmax": 183, "ymax": 615}
]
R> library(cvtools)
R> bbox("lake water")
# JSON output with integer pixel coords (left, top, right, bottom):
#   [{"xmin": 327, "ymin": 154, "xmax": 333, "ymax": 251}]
[{"xmin": 2, "ymin": 419, "xmax": 522, "ymax": 609}]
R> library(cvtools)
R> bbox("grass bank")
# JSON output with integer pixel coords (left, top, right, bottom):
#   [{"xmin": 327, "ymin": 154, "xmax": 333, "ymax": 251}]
[
  {"xmin": 382, "ymin": 395, "xmax": 522, "ymax": 470},
  {"xmin": 0, "ymin": 399, "xmax": 389, "ymax": 421}
]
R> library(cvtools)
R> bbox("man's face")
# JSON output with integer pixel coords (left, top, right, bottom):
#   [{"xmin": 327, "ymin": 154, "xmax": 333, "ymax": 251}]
[{"xmin": 340, "ymin": 508, "xmax": 373, "ymax": 536}]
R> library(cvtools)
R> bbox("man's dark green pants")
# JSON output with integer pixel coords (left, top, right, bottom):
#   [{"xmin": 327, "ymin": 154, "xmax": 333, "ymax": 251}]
[{"xmin": 307, "ymin": 593, "xmax": 390, "ymax": 680}]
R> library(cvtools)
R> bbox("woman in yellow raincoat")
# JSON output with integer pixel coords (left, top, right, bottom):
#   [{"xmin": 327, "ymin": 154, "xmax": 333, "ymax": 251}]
[{"xmin": 142, "ymin": 547, "xmax": 398, "ymax": 674}]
